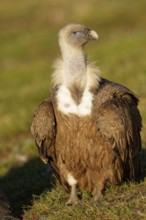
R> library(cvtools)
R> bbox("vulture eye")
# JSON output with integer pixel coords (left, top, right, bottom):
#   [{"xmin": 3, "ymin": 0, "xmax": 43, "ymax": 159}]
[
  {"xmin": 72, "ymin": 31, "xmax": 80, "ymax": 35},
  {"xmin": 70, "ymin": 30, "xmax": 85, "ymax": 43}
]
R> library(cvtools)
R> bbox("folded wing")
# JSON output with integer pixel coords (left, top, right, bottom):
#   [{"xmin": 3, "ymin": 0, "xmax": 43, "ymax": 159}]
[{"xmin": 96, "ymin": 81, "xmax": 142, "ymax": 181}]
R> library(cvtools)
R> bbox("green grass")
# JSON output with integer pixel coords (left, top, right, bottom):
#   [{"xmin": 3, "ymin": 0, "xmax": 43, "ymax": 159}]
[
  {"xmin": 22, "ymin": 182, "xmax": 146, "ymax": 220},
  {"xmin": 0, "ymin": 0, "xmax": 146, "ymax": 219}
]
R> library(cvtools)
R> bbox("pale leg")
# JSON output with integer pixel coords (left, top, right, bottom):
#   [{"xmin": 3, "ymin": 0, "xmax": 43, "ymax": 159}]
[
  {"xmin": 66, "ymin": 184, "xmax": 78, "ymax": 205},
  {"xmin": 66, "ymin": 173, "xmax": 78, "ymax": 205}
]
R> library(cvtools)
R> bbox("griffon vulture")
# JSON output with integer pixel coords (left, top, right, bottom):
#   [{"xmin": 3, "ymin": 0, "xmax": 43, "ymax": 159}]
[{"xmin": 31, "ymin": 23, "xmax": 142, "ymax": 204}]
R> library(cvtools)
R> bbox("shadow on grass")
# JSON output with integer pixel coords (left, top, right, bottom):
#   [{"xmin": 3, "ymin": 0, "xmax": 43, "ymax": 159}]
[
  {"xmin": 0, "ymin": 148, "xmax": 145, "ymax": 219},
  {"xmin": 0, "ymin": 157, "xmax": 56, "ymax": 219}
]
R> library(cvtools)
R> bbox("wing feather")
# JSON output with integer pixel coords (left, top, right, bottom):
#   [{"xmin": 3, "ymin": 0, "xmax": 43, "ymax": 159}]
[
  {"xmin": 96, "ymin": 85, "xmax": 142, "ymax": 181},
  {"xmin": 31, "ymin": 99, "xmax": 56, "ymax": 164},
  {"xmin": 31, "ymin": 99, "xmax": 69, "ymax": 190}
]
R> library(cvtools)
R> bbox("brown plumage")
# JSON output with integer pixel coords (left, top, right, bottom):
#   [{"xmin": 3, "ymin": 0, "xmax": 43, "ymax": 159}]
[{"xmin": 31, "ymin": 24, "xmax": 142, "ymax": 204}]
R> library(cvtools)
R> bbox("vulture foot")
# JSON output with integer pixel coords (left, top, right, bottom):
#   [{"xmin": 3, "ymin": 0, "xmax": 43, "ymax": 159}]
[
  {"xmin": 93, "ymin": 192, "xmax": 103, "ymax": 202},
  {"xmin": 92, "ymin": 185, "xmax": 104, "ymax": 202},
  {"xmin": 66, "ymin": 197, "xmax": 78, "ymax": 206}
]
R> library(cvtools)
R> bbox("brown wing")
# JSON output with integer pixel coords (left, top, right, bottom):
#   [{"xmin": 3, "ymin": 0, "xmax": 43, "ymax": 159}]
[
  {"xmin": 31, "ymin": 99, "xmax": 69, "ymax": 190},
  {"xmin": 31, "ymin": 99, "xmax": 56, "ymax": 164},
  {"xmin": 96, "ymin": 87, "xmax": 142, "ymax": 181}
]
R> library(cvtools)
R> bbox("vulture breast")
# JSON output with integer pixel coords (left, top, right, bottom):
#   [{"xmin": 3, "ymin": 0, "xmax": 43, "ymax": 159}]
[{"xmin": 57, "ymin": 85, "xmax": 94, "ymax": 116}]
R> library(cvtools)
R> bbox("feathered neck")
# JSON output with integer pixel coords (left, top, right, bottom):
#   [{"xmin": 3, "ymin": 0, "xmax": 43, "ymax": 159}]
[{"xmin": 52, "ymin": 53, "xmax": 101, "ymax": 91}]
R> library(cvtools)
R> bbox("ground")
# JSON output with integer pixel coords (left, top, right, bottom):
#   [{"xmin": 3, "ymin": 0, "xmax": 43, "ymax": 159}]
[{"xmin": 0, "ymin": 0, "xmax": 146, "ymax": 219}]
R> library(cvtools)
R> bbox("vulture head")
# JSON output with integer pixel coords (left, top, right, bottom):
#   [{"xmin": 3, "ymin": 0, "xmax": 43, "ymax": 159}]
[
  {"xmin": 59, "ymin": 23, "xmax": 98, "ymax": 50},
  {"xmin": 53, "ymin": 23, "xmax": 100, "ymax": 89}
]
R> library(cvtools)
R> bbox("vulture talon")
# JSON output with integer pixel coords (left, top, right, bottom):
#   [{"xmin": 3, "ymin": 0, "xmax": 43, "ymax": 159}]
[
  {"xmin": 93, "ymin": 192, "xmax": 103, "ymax": 202},
  {"xmin": 66, "ymin": 198, "xmax": 78, "ymax": 206}
]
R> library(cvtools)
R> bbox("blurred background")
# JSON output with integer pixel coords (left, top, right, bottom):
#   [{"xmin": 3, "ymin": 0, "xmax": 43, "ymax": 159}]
[{"xmin": 0, "ymin": 0, "xmax": 146, "ymax": 218}]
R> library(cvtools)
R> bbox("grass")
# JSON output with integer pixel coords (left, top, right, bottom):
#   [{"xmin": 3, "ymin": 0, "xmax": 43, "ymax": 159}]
[
  {"xmin": 22, "ymin": 182, "xmax": 146, "ymax": 220},
  {"xmin": 0, "ymin": 0, "xmax": 146, "ymax": 219}
]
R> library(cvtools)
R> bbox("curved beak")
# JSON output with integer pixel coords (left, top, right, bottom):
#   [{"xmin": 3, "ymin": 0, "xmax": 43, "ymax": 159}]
[{"xmin": 89, "ymin": 30, "xmax": 99, "ymax": 41}]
